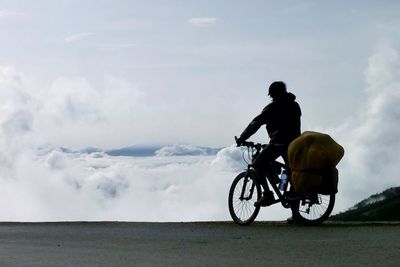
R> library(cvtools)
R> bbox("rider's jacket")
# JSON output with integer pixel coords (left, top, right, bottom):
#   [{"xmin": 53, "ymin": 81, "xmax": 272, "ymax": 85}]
[{"xmin": 239, "ymin": 92, "xmax": 301, "ymax": 144}]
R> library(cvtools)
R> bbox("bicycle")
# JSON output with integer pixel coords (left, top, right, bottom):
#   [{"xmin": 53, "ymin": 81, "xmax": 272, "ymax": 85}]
[{"xmin": 228, "ymin": 138, "xmax": 335, "ymax": 225}]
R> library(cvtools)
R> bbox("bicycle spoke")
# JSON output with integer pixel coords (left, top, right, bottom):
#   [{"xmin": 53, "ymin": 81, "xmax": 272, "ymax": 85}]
[
  {"xmin": 229, "ymin": 172, "xmax": 261, "ymax": 225},
  {"xmin": 297, "ymin": 194, "xmax": 333, "ymax": 221}
]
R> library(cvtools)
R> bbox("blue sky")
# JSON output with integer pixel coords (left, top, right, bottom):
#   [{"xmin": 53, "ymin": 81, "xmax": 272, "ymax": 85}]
[{"xmin": 1, "ymin": 0, "xmax": 399, "ymax": 148}]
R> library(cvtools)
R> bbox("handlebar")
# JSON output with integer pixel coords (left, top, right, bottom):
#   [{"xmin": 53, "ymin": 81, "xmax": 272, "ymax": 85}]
[{"xmin": 235, "ymin": 136, "xmax": 263, "ymax": 151}]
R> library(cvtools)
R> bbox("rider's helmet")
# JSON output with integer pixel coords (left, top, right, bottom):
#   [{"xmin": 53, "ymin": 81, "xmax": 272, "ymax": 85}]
[{"xmin": 268, "ymin": 81, "xmax": 287, "ymax": 99}]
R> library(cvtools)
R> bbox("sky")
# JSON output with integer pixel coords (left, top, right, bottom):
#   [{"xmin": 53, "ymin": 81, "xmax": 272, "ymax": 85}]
[{"xmin": 0, "ymin": 0, "xmax": 400, "ymax": 221}]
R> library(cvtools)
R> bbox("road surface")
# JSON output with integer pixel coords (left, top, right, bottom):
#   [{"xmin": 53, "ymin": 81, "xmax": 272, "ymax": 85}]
[{"xmin": 0, "ymin": 221, "xmax": 399, "ymax": 266}]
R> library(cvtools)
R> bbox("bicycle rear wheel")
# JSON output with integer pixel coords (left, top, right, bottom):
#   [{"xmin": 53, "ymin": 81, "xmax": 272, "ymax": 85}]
[
  {"xmin": 228, "ymin": 171, "xmax": 261, "ymax": 225},
  {"xmin": 291, "ymin": 193, "xmax": 335, "ymax": 225}
]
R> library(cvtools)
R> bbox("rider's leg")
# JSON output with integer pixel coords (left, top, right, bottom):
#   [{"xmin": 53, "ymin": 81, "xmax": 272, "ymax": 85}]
[
  {"xmin": 254, "ymin": 166, "xmax": 269, "ymax": 192},
  {"xmin": 253, "ymin": 145, "xmax": 282, "ymax": 206},
  {"xmin": 253, "ymin": 144, "xmax": 281, "ymax": 189},
  {"xmin": 280, "ymin": 146, "xmax": 299, "ymax": 199},
  {"xmin": 280, "ymin": 145, "xmax": 299, "ymax": 223}
]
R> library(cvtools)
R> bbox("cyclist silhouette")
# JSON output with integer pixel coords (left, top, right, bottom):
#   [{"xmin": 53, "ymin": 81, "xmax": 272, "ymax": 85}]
[{"xmin": 236, "ymin": 81, "xmax": 301, "ymax": 207}]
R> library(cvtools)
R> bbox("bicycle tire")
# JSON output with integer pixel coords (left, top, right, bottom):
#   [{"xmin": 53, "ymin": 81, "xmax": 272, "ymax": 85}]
[
  {"xmin": 291, "ymin": 193, "xmax": 335, "ymax": 225},
  {"xmin": 228, "ymin": 171, "xmax": 261, "ymax": 225}
]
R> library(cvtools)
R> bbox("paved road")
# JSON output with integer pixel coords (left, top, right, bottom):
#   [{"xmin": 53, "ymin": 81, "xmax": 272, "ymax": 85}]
[{"xmin": 0, "ymin": 221, "xmax": 399, "ymax": 266}]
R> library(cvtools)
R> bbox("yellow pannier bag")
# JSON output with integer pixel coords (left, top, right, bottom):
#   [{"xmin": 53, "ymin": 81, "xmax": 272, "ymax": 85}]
[{"xmin": 288, "ymin": 131, "xmax": 344, "ymax": 196}]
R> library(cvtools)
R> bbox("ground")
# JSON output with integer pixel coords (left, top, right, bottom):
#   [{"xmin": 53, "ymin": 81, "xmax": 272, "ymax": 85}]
[{"xmin": 0, "ymin": 221, "xmax": 399, "ymax": 266}]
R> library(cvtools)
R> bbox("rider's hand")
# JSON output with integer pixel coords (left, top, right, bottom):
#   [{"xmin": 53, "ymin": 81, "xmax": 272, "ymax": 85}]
[{"xmin": 235, "ymin": 136, "xmax": 243, "ymax": 146}]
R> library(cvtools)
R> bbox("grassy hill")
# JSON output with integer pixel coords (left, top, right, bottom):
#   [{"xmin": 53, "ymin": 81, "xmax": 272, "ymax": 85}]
[{"xmin": 331, "ymin": 187, "xmax": 400, "ymax": 221}]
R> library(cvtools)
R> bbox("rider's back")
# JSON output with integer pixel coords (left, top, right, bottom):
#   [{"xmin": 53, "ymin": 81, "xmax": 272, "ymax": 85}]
[{"xmin": 262, "ymin": 92, "xmax": 301, "ymax": 144}]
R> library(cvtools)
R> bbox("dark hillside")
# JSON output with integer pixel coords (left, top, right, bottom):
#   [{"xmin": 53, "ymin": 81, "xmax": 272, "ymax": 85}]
[{"xmin": 331, "ymin": 187, "xmax": 400, "ymax": 221}]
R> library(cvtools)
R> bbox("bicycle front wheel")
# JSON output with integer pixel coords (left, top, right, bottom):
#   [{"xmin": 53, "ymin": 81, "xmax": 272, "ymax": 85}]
[
  {"xmin": 228, "ymin": 171, "xmax": 261, "ymax": 225},
  {"xmin": 291, "ymin": 193, "xmax": 335, "ymax": 225}
]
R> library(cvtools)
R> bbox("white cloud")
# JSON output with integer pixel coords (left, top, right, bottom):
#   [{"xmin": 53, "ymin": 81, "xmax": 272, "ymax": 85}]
[
  {"xmin": 155, "ymin": 144, "xmax": 214, "ymax": 156},
  {"xmin": 41, "ymin": 76, "xmax": 104, "ymax": 123},
  {"xmin": 1, "ymin": 41, "xmax": 400, "ymax": 221},
  {"xmin": 0, "ymin": 78, "xmax": 287, "ymax": 223},
  {"xmin": 211, "ymin": 145, "xmax": 247, "ymax": 171},
  {"xmin": 64, "ymin": 32, "xmax": 94, "ymax": 43},
  {"xmin": 0, "ymin": 65, "xmax": 36, "ymax": 156},
  {"xmin": 330, "ymin": 41, "xmax": 400, "ymax": 212},
  {"xmin": 0, "ymin": 143, "xmax": 293, "ymax": 222},
  {"xmin": 188, "ymin": 17, "xmax": 217, "ymax": 27},
  {"xmin": 0, "ymin": 64, "xmax": 147, "ymax": 148}
]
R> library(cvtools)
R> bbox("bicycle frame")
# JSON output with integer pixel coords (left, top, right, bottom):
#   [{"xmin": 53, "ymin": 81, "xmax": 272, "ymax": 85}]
[
  {"xmin": 244, "ymin": 161, "xmax": 292, "ymax": 209},
  {"xmin": 238, "ymin": 140, "xmax": 293, "ymax": 209},
  {"xmin": 265, "ymin": 161, "xmax": 292, "ymax": 208}
]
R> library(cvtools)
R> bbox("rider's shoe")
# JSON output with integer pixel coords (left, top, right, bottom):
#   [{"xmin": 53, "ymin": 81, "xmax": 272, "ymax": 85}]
[{"xmin": 254, "ymin": 191, "xmax": 275, "ymax": 207}]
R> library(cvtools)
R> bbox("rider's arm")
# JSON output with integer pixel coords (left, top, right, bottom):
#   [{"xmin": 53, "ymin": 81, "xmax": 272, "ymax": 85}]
[{"xmin": 237, "ymin": 108, "xmax": 269, "ymax": 143}]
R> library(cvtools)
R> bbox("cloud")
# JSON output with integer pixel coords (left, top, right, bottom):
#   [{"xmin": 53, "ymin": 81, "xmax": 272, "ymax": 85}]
[
  {"xmin": 0, "ymin": 143, "xmax": 294, "ymax": 222},
  {"xmin": 1, "ymin": 41, "xmax": 399, "ymax": 221},
  {"xmin": 211, "ymin": 145, "xmax": 247, "ymax": 171},
  {"xmin": 0, "ymin": 63, "xmax": 148, "ymax": 148},
  {"xmin": 188, "ymin": 17, "xmax": 217, "ymax": 27},
  {"xmin": 64, "ymin": 32, "xmax": 94, "ymax": 43},
  {"xmin": 41, "ymin": 76, "xmax": 104, "ymax": 122},
  {"xmin": 331, "ymin": 41, "xmax": 400, "ymax": 212},
  {"xmin": 0, "ymin": 65, "xmax": 36, "ymax": 154},
  {"xmin": 155, "ymin": 144, "xmax": 219, "ymax": 156},
  {"xmin": 0, "ymin": 74, "xmax": 287, "ymax": 223}
]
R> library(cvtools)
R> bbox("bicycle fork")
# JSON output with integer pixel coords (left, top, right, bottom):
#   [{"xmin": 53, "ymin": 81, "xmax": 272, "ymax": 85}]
[{"xmin": 240, "ymin": 170, "xmax": 256, "ymax": 201}]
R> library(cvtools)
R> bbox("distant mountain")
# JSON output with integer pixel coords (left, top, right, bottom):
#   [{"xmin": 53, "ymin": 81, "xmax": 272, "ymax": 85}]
[
  {"xmin": 331, "ymin": 187, "xmax": 400, "ymax": 221},
  {"xmin": 53, "ymin": 144, "xmax": 222, "ymax": 157},
  {"xmin": 154, "ymin": 144, "xmax": 221, "ymax": 156},
  {"xmin": 107, "ymin": 144, "xmax": 221, "ymax": 157},
  {"xmin": 80, "ymin": 147, "xmax": 103, "ymax": 154},
  {"xmin": 106, "ymin": 145, "xmax": 163, "ymax": 157}
]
